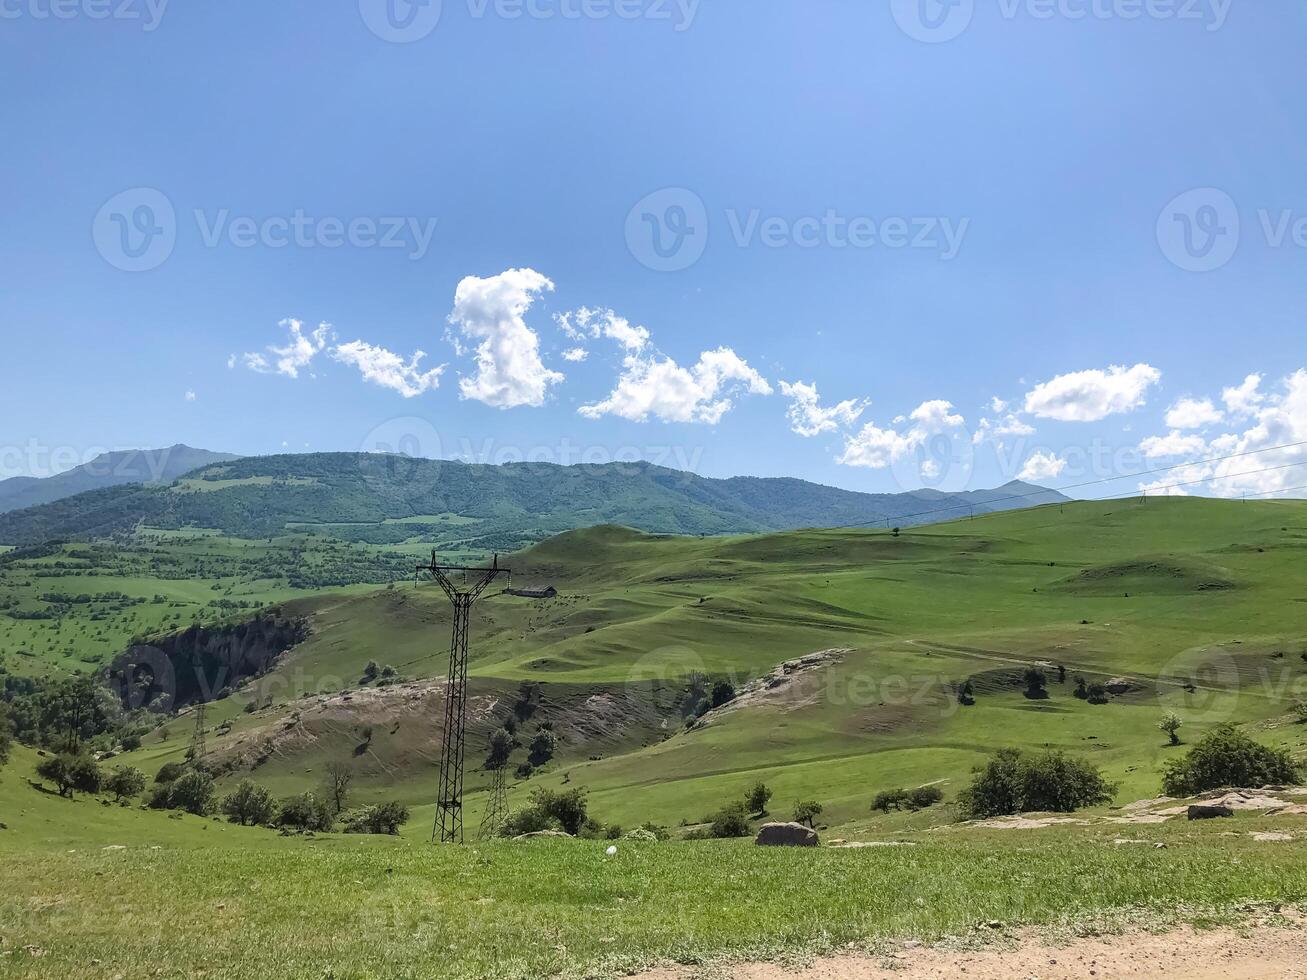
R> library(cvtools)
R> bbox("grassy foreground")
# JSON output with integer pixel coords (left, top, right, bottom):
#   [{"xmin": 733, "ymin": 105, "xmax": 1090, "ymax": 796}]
[{"xmin": 2, "ymin": 767, "xmax": 1306, "ymax": 980}]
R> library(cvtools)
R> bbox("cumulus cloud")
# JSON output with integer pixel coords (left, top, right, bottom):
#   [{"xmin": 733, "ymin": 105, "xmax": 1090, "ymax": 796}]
[
  {"xmin": 839, "ymin": 400, "xmax": 965, "ymax": 469},
  {"xmin": 1139, "ymin": 370, "xmax": 1307, "ymax": 497},
  {"xmin": 1165, "ymin": 397, "xmax": 1224, "ymax": 430},
  {"xmin": 242, "ymin": 319, "xmax": 332, "ymax": 378},
  {"xmin": 1023, "ymin": 363, "xmax": 1161, "ymax": 422},
  {"xmin": 562, "ymin": 348, "xmax": 589, "ymax": 363},
  {"xmin": 448, "ymin": 268, "xmax": 563, "ymax": 409},
  {"xmin": 973, "ymin": 413, "xmax": 1035, "ymax": 445},
  {"xmin": 184, "ymin": 390, "xmax": 197, "ymax": 402},
  {"xmin": 580, "ymin": 345, "xmax": 772, "ymax": 424},
  {"xmin": 1222, "ymin": 373, "xmax": 1264, "ymax": 418},
  {"xmin": 778, "ymin": 380, "xmax": 868, "ymax": 437},
  {"xmin": 1018, "ymin": 450, "xmax": 1067, "ymax": 482},
  {"xmin": 331, "ymin": 340, "xmax": 444, "ymax": 398},
  {"xmin": 1138, "ymin": 431, "xmax": 1209, "ymax": 459},
  {"xmin": 556, "ymin": 307, "xmax": 649, "ymax": 354}
]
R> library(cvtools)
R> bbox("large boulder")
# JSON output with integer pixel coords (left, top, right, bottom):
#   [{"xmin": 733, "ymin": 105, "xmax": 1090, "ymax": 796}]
[
  {"xmin": 1104, "ymin": 677, "xmax": 1133, "ymax": 695},
  {"xmin": 1187, "ymin": 804, "xmax": 1234, "ymax": 821},
  {"xmin": 755, "ymin": 822, "xmax": 819, "ymax": 847}
]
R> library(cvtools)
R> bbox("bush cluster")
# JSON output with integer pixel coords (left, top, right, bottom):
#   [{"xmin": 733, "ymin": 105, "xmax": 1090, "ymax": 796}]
[
  {"xmin": 872, "ymin": 785, "xmax": 944, "ymax": 813},
  {"xmin": 958, "ymin": 748, "xmax": 1115, "ymax": 819},
  {"xmin": 1161, "ymin": 725, "xmax": 1301, "ymax": 797}
]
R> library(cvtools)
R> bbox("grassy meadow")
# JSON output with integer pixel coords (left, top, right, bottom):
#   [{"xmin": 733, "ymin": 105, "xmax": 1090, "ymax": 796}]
[{"xmin": 2, "ymin": 496, "xmax": 1307, "ymax": 976}]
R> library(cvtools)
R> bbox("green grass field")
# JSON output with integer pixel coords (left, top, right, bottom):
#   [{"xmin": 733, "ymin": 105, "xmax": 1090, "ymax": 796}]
[{"xmin": 2, "ymin": 497, "xmax": 1307, "ymax": 977}]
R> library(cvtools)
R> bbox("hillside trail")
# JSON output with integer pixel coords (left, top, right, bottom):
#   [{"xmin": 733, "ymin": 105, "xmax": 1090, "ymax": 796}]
[{"xmin": 632, "ymin": 918, "xmax": 1307, "ymax": 979}]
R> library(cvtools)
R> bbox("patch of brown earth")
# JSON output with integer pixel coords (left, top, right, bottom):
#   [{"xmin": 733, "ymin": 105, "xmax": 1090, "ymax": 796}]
[{"xmin": 633, "ymin": 916, "xmax": 1307, "ymax": 979}]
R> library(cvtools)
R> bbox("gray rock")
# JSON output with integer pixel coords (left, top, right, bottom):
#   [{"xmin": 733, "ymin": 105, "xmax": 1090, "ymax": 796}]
[
  {"xmin": 1187, "ymin": 804, "xmax": 1234, "ymax": 820},
  {"xmin": 1105, "ymin": 677, "xmax": 1133, "ymax": 695},
  {"xmin": 754, "ymin": 822, "xmax": 819, "ymax": 847}
]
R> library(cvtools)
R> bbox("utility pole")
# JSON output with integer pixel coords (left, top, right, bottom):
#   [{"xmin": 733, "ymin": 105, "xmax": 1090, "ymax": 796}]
[
  {"xmin": 188, "ymin": 701, "xmax": 207, "ymax": 764},
  {"xmin": 416, "ymin": 551, "xmax": 509, "ymax": 844}
]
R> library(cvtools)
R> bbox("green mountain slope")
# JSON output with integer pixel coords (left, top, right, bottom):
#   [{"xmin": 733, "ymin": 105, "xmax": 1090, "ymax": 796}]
[
  {"xmin": 0, "ymin": 451, "xmax": 1066, "ymax": 546},
  {"xmin": 0, "ymin": 444, "xmax": 238, "ymax": 515},
  {"xmin": 115, "ymin": 496, "xmax": 1307, "ymax": 830}
]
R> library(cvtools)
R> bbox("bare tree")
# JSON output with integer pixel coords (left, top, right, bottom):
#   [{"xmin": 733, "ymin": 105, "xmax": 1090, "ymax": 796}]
[{"xmin": 323, "ymin": 761, "xmax": 354, "ymax": 816}]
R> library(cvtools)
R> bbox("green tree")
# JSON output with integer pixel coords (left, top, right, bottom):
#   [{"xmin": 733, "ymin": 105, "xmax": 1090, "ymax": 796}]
[
  {"xmin": 486, "ymin": 727, "xmax": 515, "ymax": 769},
  {"xmin": 959, "ymin": 748, "xmax": 1115, "ymax": 819},
  {"xmin": 1159, "ymin": 713, "xmax": 1183, "ymax": 746},
  {"xmin": 793, "ymin": 800, "xmax": 823, "ymax": 828},
  {"xmin": 36, "ymin": 753, "xmax": 78, "ymax": 798},
  {"xmin": 745, "ymin": 781, "xmax": 773, "ymax": 815},
  {"xmin": 104, "ymin": 766, "xmax": 146, "ymax": 802},
  {"xmin": 528, "ymin": 726, "xmax": 558, "ymax": 767},
  {"xmin": 221, "ymin": 780, "xmax": 276, "ymax": 826},
  {"xmin": 168, "ymin": 769, "xmax": 216, "ymax": 816},
  {"xmin": 1023, "ymin": 667, "xmax": 1048, "ymax": 699},
  {"xmin": 343, "ymin": 801, "xmax": 410, "ymax": 835},
  {"xmin": 321, "ymin": 761, "xmax": 353, "ymax": 816},
  {"xmin": 276, "ymin": 791, "xmax": 335, "ymax": 832},
  {"xmin": 1161, "ymin": 725, "xmax": 1301, "ymax": 796}
]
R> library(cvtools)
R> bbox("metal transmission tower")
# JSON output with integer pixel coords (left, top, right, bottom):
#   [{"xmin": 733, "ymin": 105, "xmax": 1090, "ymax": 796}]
[
  {"xmin": 477, "ymin": 763, "xmax": 510, "ymax": 841},
  {"xmin": 416, "ymin": 551, "xmax": 509, "ymax": 844},
  {"xmin": 188, "ymin": 701, "xmax": 207, "ymax": 764}
]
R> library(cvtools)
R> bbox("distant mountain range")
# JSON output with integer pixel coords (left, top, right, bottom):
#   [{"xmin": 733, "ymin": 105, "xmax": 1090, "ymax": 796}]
[
  {"xmin": 0, "ymin": 445, "xmax": 239, "ymax": 515},
  {"xmin": 0, "ymin": 450, "xmax": 1069, "ymax": 548}
]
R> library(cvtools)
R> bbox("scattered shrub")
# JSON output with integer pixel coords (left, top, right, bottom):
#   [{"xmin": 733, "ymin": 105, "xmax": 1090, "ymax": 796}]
[
  {"xmin": 501, "ymin": 787, "xmax": 589, "ymax": 837},
  {"xmin": 155, "ymin": 761, "xmax": 186, "ymax": 784},
  {"xmin": 872, "ymin": 785, "xmax": 943, "ymax": 812},
  {"xmin": 343, "ymin": 801, "xmax": 410, "ymax": 835},
  {"xmin": 1159, "ymin": 713, "xmax": 1183, "ymax": 746},
  {"xmin": 622, "ymin": 828, "xmax": 658, "ymax": 843},
  {"xmin": 276, "ymin": 792, "xmax": 335, "ymax": 832},
  {"xmin": 1086, "ymin": 683, "xmax": 1109, "ymax": 705},
  {"xmin": 710, "ymin": 680, "xmax": 736, "ymax": 708},
  {"xmin": 1023, "ymin": 667, "xmax": 1048, "ymax": 699},
  {"xmin": 120, "ymin": 734, "xmax": 143, "ymax": 751},
  {"xmin": 221, "ymin": 780, "xmax": 276, "ymax": 826},
  {"xmin": 709, "ymin": 801, "xmax": 751, "ymax": 838},
  {"xmin": 958, "ymin": 748, "xmax": 1115, "ymax": 819},
  {"xmin": 1161, "ymin": 725, "xmax": 1301, "ymax": 797}
]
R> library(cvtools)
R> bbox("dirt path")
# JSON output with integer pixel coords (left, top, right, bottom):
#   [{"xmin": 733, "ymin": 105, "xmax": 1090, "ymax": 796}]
[{"xmin": 633, "ymin": 919, "xmax": 1307, "ymax": 979}]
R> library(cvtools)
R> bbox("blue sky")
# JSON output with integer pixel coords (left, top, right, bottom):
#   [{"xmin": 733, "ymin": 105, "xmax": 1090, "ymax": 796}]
[{"xmin": 2, "ymin": 0, "xmax": 1305, "ymax": 499}]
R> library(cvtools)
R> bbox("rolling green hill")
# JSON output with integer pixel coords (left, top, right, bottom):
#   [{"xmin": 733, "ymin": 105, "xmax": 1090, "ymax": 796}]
[
  {"xmin": 90, "ymin": 496, "xmax": 1307, "ymax": 835},
  {"xmin": 0, "ymin": 444, "xmax": 238, "ymax": 515},
  {"xmin": 0, "ymin": 451, "xmax": 1066, "ymax": 548}
]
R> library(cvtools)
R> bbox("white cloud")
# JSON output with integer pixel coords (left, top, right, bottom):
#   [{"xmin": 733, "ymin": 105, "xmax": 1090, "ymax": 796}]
[
  {"xmin": 562, "ymin": 348, "xmax": 589, "ymax": 363},
  {"xmin": 1018, "ymin": 450, "xmax": 1067, "ymax": 482},
  {"xmin": 331, "ymin": 341, "xmax": 445, "ymax": 398},
  {"xmin": 242, "ymin": 319, "xmax": 332, "ymax": 379},
  {"xmin": 1138, "ymin": 431, "xmax": 1208, "ymax": 459},
  {"xmin": 838, "ymin": 400, "xmax": 965, "ymax": 469},
  {"xmin": 778, "ymin": 380, "xmax": 868, "ymax": 437},
  {"xmin": 1222, "ymin": 373, "xmax": 1264, "ymax": 418},
  {"xmin": 1139, "ymin": 370, "xmax": 1307, "ymax": 498},
  {"xmin": 184, "ymin": 390, "xmax": 197, "ymax": 402},
  {"xmin": 556, "ymin": 307, "xmax": 649, "ymax": 354},
  {"xmin": 580, "ymin": 346, "xmax": 772, "ymax": 424},
  {"xmin": 1023, "ymin": 363, "xmax": 1161, "ymax": 422},
  {"xmin": 989, "ymin": 396, "xmax": 1009, "ymax": 414},
  {"xmin": 448, "ymin": 268, "xmax": 563, "ymax": 409},
  {"xmin": 1165, "ymin": 397, "xmax": 1224, "ymax": 430},
  {"xmin": 226, "ymin": 354, "xmax": 236, "ymax": 370},
  {"xmin": 973, "ymin": 413, "xmax": 1035, "ymax": 445}
]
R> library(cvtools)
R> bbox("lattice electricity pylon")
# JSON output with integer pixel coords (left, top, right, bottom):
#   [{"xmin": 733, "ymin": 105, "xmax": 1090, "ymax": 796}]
[
  {"xmin": 188, "ymin": 701, "xmax": 207, "ymax": 764},
  {"xmin": 416, "ymin": 551, "xmax": 509, "ymax": 844},
  {"xmin": 477, "ymin": 763, "xmax": 510, "ymax": 841}
]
